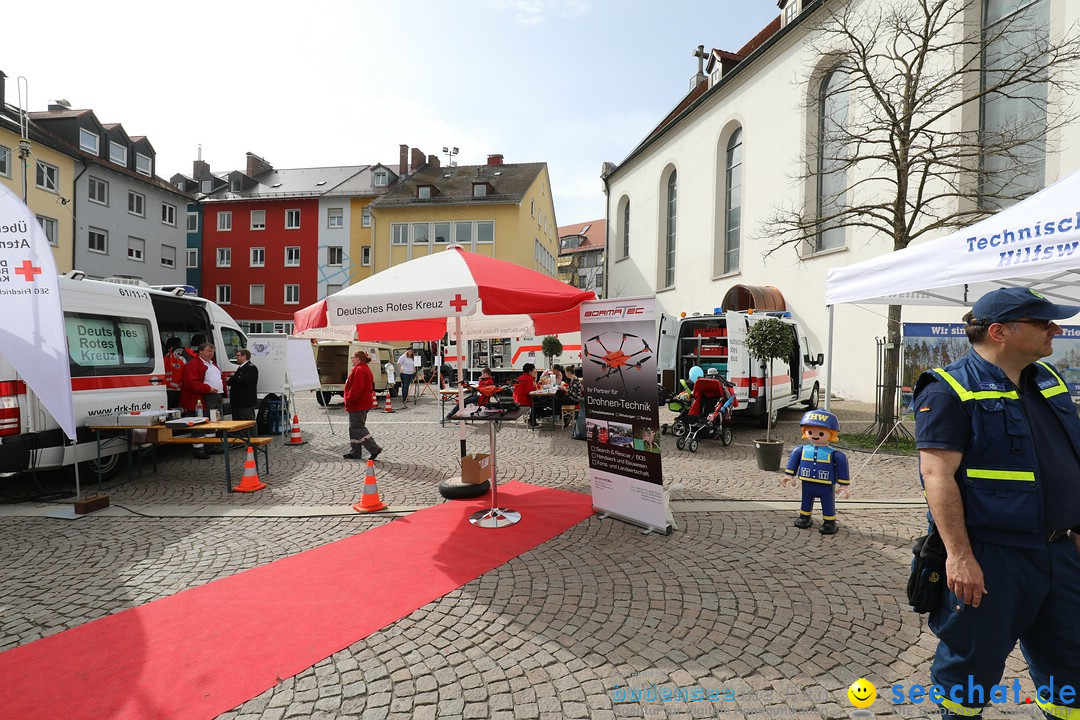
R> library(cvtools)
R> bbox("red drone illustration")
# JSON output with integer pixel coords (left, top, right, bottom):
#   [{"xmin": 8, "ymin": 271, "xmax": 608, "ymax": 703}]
[{"xmin": 584, "ymin": 332, "xmax": 652, "ymax": 395}]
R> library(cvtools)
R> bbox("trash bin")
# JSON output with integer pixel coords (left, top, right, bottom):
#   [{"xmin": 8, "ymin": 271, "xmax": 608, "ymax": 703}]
[{"xmin": 257, "ymin": 394, "xmax": 290, "ymax": 435}]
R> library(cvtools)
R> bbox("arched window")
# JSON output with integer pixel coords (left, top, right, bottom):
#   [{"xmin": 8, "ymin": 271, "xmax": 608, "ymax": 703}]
[
  {"xmin": 980, "ymin": 0, "xmax": 1048, "ymax": 208},
  {"xmin": 816, "ymin": 68, "xmax": 849, "ymax": 252},
  {"xmin": 619, "ymin": 196, "xmax": 630, "ymax": 258},
  {"xmin": 724, "ymin": 128, "xmax": 743, "ymax": 273},
  {"xmin": 663, "ymin": 170, "xmax": 677, "ymax": 288}
]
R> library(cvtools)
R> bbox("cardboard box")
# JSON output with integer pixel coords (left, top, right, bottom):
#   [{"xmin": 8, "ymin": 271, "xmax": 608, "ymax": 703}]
[
  {"xmin": 461, "ymin": 453, "xmax": 492, "ymax": 485},
  {"xmin": 145, "ymin": 428, "xmax": 173, "ymax": 443}
]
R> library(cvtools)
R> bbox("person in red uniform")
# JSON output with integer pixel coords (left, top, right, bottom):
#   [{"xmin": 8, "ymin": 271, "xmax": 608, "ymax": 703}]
[
  {"xmin": 343, "ymin": 350, "xmax": 383, "ymax": 461},
  {"xmin": 180, "ymin": 342, "xmax": 216, "ymax": 460},
  {"xmin": 513, "ymin": 363, "xmax": 539, "ymax": 427},
  {"xmin": 163, "ymin": 337, "xmax": 188, "ymax": 409}
]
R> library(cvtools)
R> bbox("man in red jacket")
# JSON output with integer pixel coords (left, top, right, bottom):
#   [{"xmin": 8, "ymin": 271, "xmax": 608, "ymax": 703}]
[
  {"xmin": 180, "ymin": 342, "xmax": 217, "ymax": 460},
  {"xmin": 343, "ymin": 350, "xmax": 383, "ymax": 461}
]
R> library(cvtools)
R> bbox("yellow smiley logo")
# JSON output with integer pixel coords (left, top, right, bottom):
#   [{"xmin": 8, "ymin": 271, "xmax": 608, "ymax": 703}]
[{"xmin": 848, "ymin": 678, "xmax": 876, "ymax": 708}]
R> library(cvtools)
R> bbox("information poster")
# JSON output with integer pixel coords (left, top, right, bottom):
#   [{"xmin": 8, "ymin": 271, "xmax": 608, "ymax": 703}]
[{"xmin": 581, "ymin": 296, "xmax": 666, "ymax": 532}]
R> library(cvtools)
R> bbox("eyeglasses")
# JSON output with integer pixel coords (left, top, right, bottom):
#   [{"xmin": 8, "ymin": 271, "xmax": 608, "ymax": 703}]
[{"xmin": 1010, "ymin": 318, "xmax": 1054, "ymax": 330}]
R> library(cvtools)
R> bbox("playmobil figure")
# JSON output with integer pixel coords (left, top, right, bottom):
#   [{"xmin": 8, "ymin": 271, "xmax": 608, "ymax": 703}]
[{"xmin": 782, "ymin": 410, "xmax": 851, "ymax": 534}]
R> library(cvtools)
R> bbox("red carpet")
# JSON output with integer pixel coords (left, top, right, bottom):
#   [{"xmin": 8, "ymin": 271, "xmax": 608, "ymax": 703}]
[{"xmin": 0, "ymin": 482, "xmax": 592, "ymax": 720}]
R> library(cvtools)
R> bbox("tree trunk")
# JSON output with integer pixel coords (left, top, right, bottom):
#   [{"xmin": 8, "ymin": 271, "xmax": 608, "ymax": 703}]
[{"xmin": 876, "ymin": 304, "xmax": 903, "ymax": 443}]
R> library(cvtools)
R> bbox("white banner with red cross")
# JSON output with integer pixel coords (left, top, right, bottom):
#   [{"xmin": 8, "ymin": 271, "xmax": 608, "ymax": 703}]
[{"xmin": 0, "ymin": 183, "xmax": 75, "ymax": 438}]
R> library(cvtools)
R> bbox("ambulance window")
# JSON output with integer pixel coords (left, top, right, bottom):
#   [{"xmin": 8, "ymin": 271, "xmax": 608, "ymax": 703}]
[
  {"xmin": 65, "ymin": 313, "xmax": 155, "ymax": 377},
  {"xmin": 220, "ymin": 327, "xmax": 246, "ymax": 361}
]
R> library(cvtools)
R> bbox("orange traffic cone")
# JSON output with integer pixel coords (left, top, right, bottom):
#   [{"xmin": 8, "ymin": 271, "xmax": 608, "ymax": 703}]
[
  {"xmin": 383, "ymin": 391, "xmax": 395, "ymax": 413},
  {"xmin": 233, "ymin": 446, "xmax": 267, "ymax": 492},
  {"xmin": 288, "ymin": 414, "xmax": 306, "ymax": 446},
  {"xmin": 352, "ymin": 460, "xmax": 387, "ymax": 513}
]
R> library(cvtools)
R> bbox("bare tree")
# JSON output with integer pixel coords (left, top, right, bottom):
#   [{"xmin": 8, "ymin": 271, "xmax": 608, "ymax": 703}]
[{"xmin": 762, "ymin": 0, "xmax": 1080, "ymax": 441}]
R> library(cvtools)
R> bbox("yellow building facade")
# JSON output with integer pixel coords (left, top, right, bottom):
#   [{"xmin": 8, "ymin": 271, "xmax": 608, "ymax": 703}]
[
  {"xmin": 348, "ymin": 195, "xmax": 377, "ymax": 284},
  {"xmin": 0, "ymin": 128, "xmax": 76, "ymax": 272},
  {"xmin": 367, "ymin": 161, "xmax": 560, "ymax": 276}
]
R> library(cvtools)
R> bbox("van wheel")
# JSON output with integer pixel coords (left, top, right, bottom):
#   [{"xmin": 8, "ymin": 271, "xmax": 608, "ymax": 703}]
[
  {"xmin": 80, "ymin": 453, "xmax": 121, "ymax": 481},
  {"xmin": 758, "ymin": 408, "xmax": 779, "ymax": 429},
  {"xmin": 806, "ymin": 383, "xmax": 820, "ymax": 410},
  {"xmin": 316, "ymin": 391, "xmax": 332, "ymax": 407}
]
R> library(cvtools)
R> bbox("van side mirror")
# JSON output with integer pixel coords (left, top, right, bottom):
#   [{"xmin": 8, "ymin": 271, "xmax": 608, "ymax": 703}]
[{"xmin": 804, "ymin": 353, "xmax": 825, "ymax": 367}]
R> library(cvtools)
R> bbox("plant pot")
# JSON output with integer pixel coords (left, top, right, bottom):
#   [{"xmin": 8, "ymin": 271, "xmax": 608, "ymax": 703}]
[{"xmin": 754, "ymin": 439, "xmax": 784, "ymax": 471}]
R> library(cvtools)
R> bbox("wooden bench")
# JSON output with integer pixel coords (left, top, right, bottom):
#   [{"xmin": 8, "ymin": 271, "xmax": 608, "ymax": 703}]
[{"xmin": 157, "ymin": 436, "xmax": 273, "ymax": 475}]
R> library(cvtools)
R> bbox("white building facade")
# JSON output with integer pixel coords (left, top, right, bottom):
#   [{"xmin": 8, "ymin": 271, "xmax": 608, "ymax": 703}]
[{"xmin": 604, "ymin": 0, "xmax": 1080, "ymax": 403}]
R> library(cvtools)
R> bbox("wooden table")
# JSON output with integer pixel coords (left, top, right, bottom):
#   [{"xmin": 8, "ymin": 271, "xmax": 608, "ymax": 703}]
[{"xmin": 89, "ymin": 420, "xmax": 256, "ymax": 493}]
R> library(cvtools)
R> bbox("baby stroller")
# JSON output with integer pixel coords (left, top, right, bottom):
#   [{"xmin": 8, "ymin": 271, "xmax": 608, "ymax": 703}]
[
  {"xmin": 659, "ymin": 381, "xmax": 693, "ymax": 436},
  {"xmin": 675, "ymin": 376, "xmax": 737, "ymax": 452}
]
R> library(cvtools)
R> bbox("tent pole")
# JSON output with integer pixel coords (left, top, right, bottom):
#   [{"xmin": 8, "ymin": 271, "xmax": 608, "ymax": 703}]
[
  {"xmin": 824, "ymin": 304, "xmax": 834, "ymax": 412},
  {"xmin": 455, "ymin": 317, "xmax": 466, "ymax": 458}
]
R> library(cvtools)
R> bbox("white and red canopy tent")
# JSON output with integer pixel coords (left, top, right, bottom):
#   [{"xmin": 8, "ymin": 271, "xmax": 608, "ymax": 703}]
[
  {"xmin": 293, "ymin": 245, "xmax": 595, "ymax": 456},
  {"xmin": 293, "ymin": 246, "xmax": 594, "ymax": 341}
]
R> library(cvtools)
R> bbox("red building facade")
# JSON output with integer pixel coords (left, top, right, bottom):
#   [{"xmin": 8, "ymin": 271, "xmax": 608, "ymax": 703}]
[{"xmin": 199, "ymin": 198, "xmax": 319, "ymax": 332}]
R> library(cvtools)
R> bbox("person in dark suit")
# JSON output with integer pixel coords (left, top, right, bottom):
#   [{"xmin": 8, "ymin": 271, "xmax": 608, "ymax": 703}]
[{"xmin": 228, "ymin": 349, "xmax": 259, "ymax": 421}]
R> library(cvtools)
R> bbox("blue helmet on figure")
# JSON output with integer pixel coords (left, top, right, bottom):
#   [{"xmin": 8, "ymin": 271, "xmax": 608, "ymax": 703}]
[{"xmin": 800, "ymin": 410, "xmax": 839, "ymax": 432}]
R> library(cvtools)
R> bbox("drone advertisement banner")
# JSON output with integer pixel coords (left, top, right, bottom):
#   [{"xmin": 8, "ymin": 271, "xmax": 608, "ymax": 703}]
[{"xmin": 581, "ymin": 296, "xmax": 666, "ymax": 532}]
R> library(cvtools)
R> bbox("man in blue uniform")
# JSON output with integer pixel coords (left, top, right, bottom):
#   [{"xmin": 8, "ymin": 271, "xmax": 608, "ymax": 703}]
[
  {"xmin": 783, "ymin": 410, "xmax": 851, "ymax": 534},
  {"xmin": 914, "ymin": 287, "xmax": 1080, "ymax": 719}
]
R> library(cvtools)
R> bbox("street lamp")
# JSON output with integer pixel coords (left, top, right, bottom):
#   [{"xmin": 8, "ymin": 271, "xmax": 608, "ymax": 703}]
[{"xmin": 442, "ymin": 146, "xmax": 459, "ymax": 167}]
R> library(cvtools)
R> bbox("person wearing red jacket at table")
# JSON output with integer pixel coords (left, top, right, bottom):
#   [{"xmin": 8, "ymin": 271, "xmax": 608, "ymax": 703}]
[
  {"xmin": 343, "ymin": 350, "xmax": 383, "ymax": 461},
  {"xmin": 180, "ymin": 342, "xmax": 217, "ymax": 460},
  {"xmin": 513, "ymin": 362, "xmax": 539, "ymax": 428}
]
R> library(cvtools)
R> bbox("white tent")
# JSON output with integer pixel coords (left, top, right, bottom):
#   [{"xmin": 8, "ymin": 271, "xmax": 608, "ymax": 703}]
[{"xmin": 824, "ymin": 170, "xmax": 1080, "ymax": 405}]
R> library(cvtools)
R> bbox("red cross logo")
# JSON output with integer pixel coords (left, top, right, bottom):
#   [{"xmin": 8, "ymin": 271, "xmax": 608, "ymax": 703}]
[
  {"xmin": 450, "ymin": 294, "xmax": 468, "ymax": 312},
  {"xmin": 14, "ymin": 260, "xmax": 42, "ymax": 282}
]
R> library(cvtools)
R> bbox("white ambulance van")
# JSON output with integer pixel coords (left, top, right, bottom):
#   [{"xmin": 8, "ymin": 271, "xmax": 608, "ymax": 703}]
[
  {"xmin": 444, "ymin": 333, "xmax": 583, "ymax": 383},
  {"xmin": 312, "ymin": 341, "xmax": 395, "ymax": 405},
  {"xmin": 0, "ymin": 273, "xmax": 246, "ymax": 479},
  {"xmin": 658, "ymin": 310, "xmax": 824, "ymax": 426}
]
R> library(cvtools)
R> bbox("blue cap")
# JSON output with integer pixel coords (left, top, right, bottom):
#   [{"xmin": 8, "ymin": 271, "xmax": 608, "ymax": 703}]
[
  {"xmin": 800, "ymin": 410, "xmax": 839, "ymax": 432},
  {"xmin": 970, "ymin": 288, "xmax": 1080, "ymax": 325}
]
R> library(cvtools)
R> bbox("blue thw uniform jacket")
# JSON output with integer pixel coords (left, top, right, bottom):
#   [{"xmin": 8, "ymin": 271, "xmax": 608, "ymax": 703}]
[{"xmin": 785, "ymin": 445, "xmax": 851, "ymax": 486}]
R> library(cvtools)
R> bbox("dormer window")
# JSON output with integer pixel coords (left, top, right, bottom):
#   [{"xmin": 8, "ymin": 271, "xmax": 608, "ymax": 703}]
[
  {"xmin": 110, "ymin": 141, "xmax": 127, "ymax": 166},
  {"xmin": 231, "ymin": 178, "xmax": 242, "ymax": 192},
  {"xmin": 79, "ymin": 129, "xmax": 99, "ymax": 154},
  {"xmin": 784, "ymin": 0, "xmax": 798, "ymax": 24},
  {"xmin": 418, "ymin": 185, "xmax": 433, "ymax": 199},
  {"xmin": 201, "ymin": 180, "xmax": 212, "ymax": 194},
  {"xmin": 373, "ymin": 170, "xmax": 388, "ymax": 187},
  {"xmin": 135, "ymin": 153, "xmax": 152, "ymax": 177},
  {"xmin": 472, "ymin": 183, "xmax": 489, "ymax": 198}
]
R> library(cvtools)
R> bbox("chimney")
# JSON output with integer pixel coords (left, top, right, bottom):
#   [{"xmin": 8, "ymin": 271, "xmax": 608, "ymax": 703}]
[
  {"xmin": 427, "ymin": 154, "xmax": 440, "ymax": 168},
  {"xmin": 245, "ymin": 152, "xmax": 273, "ymax": 177},
  {"xmin": 193, "ymin": 159, "xmax": 211, "ymax": 181},
  {"xmin": 410, "ymin": 147, "xmax": 425, "ymax": 172},
  {"xmin": 399, "ymin": 144, "xmax": 409, "ymax": 176},
  {"xmin": 487, "ymin": 154, "xmax": 504, "ymax": 166}
]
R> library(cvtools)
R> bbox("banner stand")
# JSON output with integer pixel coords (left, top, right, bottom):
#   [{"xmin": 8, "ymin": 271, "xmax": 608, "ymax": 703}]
[{"xmin": 581, "ymin": 295, "xmax": 669, "ymax": 535}]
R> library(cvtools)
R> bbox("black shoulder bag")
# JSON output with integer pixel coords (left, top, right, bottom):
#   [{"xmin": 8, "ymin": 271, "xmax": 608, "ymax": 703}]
[{"xmin": 906, "ymin": 528, "xmax": 947, "ymax": 613}]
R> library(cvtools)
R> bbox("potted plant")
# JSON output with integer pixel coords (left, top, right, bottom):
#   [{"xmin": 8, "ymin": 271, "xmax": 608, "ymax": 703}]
[
  {"xmin": 744, "ymin": 316, "xmax": 795, "ymax": 471},
  {"xmin": 541, "ymin": 335, "xmax": 563, "ymax": 370}
]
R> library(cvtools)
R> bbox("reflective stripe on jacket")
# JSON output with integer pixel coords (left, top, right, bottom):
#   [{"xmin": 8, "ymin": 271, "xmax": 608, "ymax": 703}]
[{"xmin": 915, "ymin": 354, "xmax": 1080, "ymax": 548}]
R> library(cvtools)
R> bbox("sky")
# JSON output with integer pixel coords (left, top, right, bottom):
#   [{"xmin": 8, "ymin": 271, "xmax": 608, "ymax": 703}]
[{"xmin": 4, "ymin": 1, "xmax": 778, "ymax": 226}]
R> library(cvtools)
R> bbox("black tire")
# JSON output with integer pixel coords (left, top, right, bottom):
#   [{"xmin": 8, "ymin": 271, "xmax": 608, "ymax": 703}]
[
  {"xmin": 721, "ymin": 426, "xmax": 733, "ymax": 446},
  {"xmin": 805, "ymin": 383, "xmax": 820, "ymax": 410},
  {"xmin": 660, "ymin": 424, "xmax": 669, "ymax": 435},
  {"xmin": 689, "ymin": 439, "xmax": 699, "ymax": 453},
  {"xmin": 439, "ymin": 477, "xmax": 491, "ymax": 499},
  {"xmin": 758, "ymin": 407, "xmax": 779, "ymax": 429},
  {"xmin": 79, "ymin": 452, "xmax": 122, "ymax": 481},
  {"xmin": 676, "ymin": 437, "xmax": 686, "ymax": 451},
  {"xmin": 672, "ymin": 419, "xmax": 688, "ymax": 437},
  {"xmin": 316, "ymin": 391, "xmax": 332, "ymax": 407}
]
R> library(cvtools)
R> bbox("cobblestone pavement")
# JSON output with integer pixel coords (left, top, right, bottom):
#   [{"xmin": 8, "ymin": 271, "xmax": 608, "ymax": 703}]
[{"xmin": 0, "ymin": 397, "xmax": 1045, "ymax": 719}]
